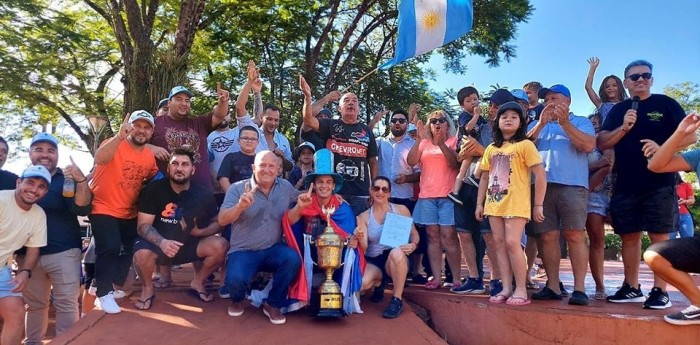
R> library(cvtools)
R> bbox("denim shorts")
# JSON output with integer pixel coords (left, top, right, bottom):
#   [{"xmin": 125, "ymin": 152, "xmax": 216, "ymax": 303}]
[
  {"xmin": 0, "ymin": 267, "xmax": 22, "ymax": 299},
  {"xmin": 587, "ymin": 191, "xmax": 610, "ymax": 217},
  {"xmin": 414, "ymin": 198, "xmax": 455, "ymax": 226}
]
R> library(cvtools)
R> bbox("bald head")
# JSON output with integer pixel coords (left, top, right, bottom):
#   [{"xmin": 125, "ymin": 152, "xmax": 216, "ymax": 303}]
[{"xmin": 253, "ymin": 150, "xmax": 280, "ymax": 188}]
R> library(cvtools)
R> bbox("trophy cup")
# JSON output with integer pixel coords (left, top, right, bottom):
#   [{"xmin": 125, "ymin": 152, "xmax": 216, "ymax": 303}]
[{"xmin": 314, "ymin": 205, "xmax": 345, "ymax": 317}]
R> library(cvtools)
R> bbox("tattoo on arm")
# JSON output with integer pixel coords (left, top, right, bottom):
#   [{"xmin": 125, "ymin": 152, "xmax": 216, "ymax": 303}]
[
  {"xmin": 138, "ymin": 224, "xmax": 165, "ymax": 246},
  {"xmin": 254, "ymin": 92, "xmax": 263, "ymax": 118}
]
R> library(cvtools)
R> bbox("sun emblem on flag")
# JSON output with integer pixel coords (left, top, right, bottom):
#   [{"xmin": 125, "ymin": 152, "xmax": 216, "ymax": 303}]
[{"xmin": 422, "ymin": 10, "xmax": 441, "ymax": 31}]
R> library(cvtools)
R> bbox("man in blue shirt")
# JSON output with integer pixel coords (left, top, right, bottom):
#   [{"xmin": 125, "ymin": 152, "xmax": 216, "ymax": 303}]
[{"xmin": 527, "ymin": 85, "xmax": 596, "ymax": 306}]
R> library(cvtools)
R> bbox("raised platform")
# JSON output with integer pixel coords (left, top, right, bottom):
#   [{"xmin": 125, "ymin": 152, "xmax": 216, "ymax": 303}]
[{"xmin": 404, "ymin": 260, "xmax": 700, "ymax": 345}]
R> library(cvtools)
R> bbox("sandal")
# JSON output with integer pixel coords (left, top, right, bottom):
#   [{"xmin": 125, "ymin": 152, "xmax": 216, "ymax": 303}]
[
  {"xmin": 424, "ymin": 280, "xmax": 441, "ymax": 290},
  {"xmin": 135, "ymin": 294, "xmax": 155, "ymax": 310},
  {"xmin": 525, "ymin": 282, "xmax": 540, "ymax": 290},
  {"xmin": 187, "ymin": 288, "xmax": 214, "ymax": 302},
  {"xmin": 594, "ymin": 291, "xmax": 606, "ymax": 300},
  {"xmin": 153, "ymin": 279, "xmax": 172, "ymax": 289},
  {"xmin": 489, "ymin": 294, "xmax": 509, "ymax": 304},
  {"xmin": 506, "ymin": 296, "xmax": 531, "ymax": 306}
]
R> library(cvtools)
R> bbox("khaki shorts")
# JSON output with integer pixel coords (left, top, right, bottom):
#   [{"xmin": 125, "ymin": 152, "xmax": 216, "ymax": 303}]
[{"xmin": 532, "ymin": 183, "xmax": 588, "ymax": 233}]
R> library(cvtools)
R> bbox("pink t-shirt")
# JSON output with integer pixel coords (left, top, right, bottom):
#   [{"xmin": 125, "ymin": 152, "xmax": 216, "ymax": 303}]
[{"xmin": 417, "ymin": 136, "xmax": 458, "ymax": 198}]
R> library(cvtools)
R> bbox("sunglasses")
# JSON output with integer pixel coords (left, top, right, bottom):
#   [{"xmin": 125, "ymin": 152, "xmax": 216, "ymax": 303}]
[
  {"xmin": 627, "ymin": 72, "xmax": 652, "ymax": 81},
  {"xmin": 429, "ymin": 117, "xmax": 447, "ymax": 125},
  {"xmin": 371, "ymin": 186, "xmax": 390, "ymax": 193},
  {"xmin": 390, "ymin": 118, "xmax": 407, "ymax": 124}
]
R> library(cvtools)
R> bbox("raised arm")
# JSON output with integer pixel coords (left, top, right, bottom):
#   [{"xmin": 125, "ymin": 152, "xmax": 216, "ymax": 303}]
[
  {"xmin": 648, "ymin": 113, "xmax": 700, "ymax": 173},
  {"xmin": 406, "ymin": 120, "xmax": 425, "ymax": 166},
  {"xmin": 211, "ymin": 82, "xmax": 230, "ymax": 127},
  {"xmin": 235, "ymin": 60, "xmax": 258, "ymax": 117},
  {"xmin": 300, "ymin": 75, "xmax": 319, "ymax": 131},
  {"xmin": 585, "ymin": 57, "xmax": 602, "ymax": 108},
  {"xmin": 311, "ymin": 91, "xmax": 341, "ymax": 116},
  {"xmin": 94, "ymin": 115, "xmax": 131, "ymax": 165}
]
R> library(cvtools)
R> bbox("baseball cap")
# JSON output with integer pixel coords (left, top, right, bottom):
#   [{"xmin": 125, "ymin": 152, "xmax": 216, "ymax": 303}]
[
  {"xmin": 497, "ymin": 101, "xmax": 525, "ymax": 118},
  {"xmin": 316, "ymin": 108, "xmax": 332, "ymax": 119},
  {"xmin": 157, "ymin": 98, "xmax": 169, "ymax": 110},
  {"xmin": 21, "ymin": 165, "xmax": 52, "ymax": 184},
  {"xmin": 129, "ymin": 110, "xmax": 155, "ymax": 126},
  {"xmin": 30, "ymin": 133, "xmax": 59, "ymax": 148},
  {"xmin": 538, "ymin": 84, "xmax": 571, "ymax": 99},
  {"xmin": 168, "ymin": 86, "xmax": 193, "ymax": 100},
  {"xmin": 294, "ymin": 142, "xmax": 316, "ymax": 157},
  {"xmin": 511, "ymin": 89, "xmax": 529, "ymax": 103},
  {"xmin": 407, "ymin": 123, "xmax": 417, "ymax": 132},
  {"xmin": 488, "ymin": 89, "xmax": 515, "ymax": 106}
]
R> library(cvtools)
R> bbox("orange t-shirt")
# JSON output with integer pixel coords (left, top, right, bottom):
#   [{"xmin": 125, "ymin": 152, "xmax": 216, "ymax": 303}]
[{"xmin": 90, "ymin": 140, "xmax": 158, "ymax": 219}]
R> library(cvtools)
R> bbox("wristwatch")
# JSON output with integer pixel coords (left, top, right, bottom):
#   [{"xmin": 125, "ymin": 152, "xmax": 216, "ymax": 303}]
[{"xmin": 18, "ymin": 269, "xmax": 32, "ymax": 278}]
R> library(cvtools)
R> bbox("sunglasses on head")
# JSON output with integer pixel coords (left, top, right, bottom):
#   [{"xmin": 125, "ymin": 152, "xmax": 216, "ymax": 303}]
[
  {"xmin": 371, "ymin": 186, "xmax": 390, "ymax": 193},
  {"xmin": 390, "ymin": 118, "xmax": 407, "ymax": 124},
  {"xmin": 627, "ymin": 72, "xmax": 652, "ymax": 81},
  {"xmin": 429, "ymin": 117, "xmax": 447, "ymax": 125}
]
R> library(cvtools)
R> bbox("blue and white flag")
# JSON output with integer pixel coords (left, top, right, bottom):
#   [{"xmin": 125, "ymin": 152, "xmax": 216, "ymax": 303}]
[{"xmin": 380, "ymin": 0, "xmax": 473, "ymax": 70}]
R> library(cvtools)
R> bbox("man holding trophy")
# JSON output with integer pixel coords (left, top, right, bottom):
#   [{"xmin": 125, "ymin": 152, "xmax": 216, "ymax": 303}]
[{"xmin": 283, "ymin": 149, "xmax": 365, "ymax": 317}]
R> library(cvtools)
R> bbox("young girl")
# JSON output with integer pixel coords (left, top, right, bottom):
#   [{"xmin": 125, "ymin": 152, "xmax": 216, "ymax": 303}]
[
  {"xmin": 585, "ymin": 57, "xmax": 628, "ymax": 121},
  {"xmin": 475, "ymin": 102, "xmax": 546, "ymax": 306}
]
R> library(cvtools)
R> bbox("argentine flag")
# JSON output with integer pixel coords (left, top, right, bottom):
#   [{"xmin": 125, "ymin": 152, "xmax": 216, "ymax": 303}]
[{"xmin": 381, "ymin": 0, "xmax": 473, "ymax": 70}]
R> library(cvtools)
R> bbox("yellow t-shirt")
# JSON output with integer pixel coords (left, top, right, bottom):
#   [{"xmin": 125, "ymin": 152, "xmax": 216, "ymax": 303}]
[
  {"xmin": 480, "ymin": 140, "xmax": 542, "ymax": 219},
  {"xmin": 0, "ymin": 190, "xmax": 47, "ymax": 266}
]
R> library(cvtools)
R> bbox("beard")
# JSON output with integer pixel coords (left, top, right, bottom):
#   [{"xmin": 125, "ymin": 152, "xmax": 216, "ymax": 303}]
[
  {"xmin": 217, "ymin": 120, "xmax": 230, "ymax": 130},
  {"xmin": 391, "ymin": 127, "xmax": 406, "ymax": 137},
  {"xmin": 170, "ymin": 174, "xmax": 191, "ymax": 185}
]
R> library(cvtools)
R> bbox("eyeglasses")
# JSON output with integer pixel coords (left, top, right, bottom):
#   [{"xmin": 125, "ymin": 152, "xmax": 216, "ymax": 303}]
[
  {"xmin": 371, "ymin": 186, "xmax": 390, "ymax": 193},
  {"xmin": 626, "ymin": 73, "xmax": 652, "ymax": 81},
  {"xmin": 390, "ymin": 118, "xmax": 407, "ymax": 124},
  {"xmin": 429, "ymin": 117, "xmax": 447, "ymax": 125},
  {"xmin": 239, "ymin": 137, "xmax": 258, "ymax": 142}
]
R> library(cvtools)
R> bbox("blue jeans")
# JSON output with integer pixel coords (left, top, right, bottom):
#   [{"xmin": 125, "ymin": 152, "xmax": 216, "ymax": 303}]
[
  {"xmin": 225, "ymin": 243, "xmax": 301, "ymax": 308},
  {"xmin": 676, "ymin": 213, "xmax": 695, "ymax": 238}
]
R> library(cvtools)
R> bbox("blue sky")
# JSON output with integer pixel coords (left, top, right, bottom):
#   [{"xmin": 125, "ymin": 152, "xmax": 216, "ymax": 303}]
[{"xmin": 426, "ymin": 0, "xmax": 700, "ymax": 116}]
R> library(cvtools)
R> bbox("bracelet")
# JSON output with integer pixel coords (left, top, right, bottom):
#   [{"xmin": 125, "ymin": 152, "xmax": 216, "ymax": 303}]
[
  {"xmin": 18, "ymin": 269, "xmax": 32, "ymax": 279},
  {"xmin": 74, "ymin": 177, "xmax": 87, "ymax": 183}
]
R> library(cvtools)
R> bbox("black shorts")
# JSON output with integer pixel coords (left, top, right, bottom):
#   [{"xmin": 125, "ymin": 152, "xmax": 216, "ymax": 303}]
[
  {"xmin": 610, "ymin": 186, "xmax": 676, "ymax": 235},
  {"xmin": 133, "ymin": 235, "xmax": 201, "ymax": 265},
  {"xmin": 647, "ymin": 236, "xmax": 700, "ymax": 274},
  {"xmin": 454, "ymin": 184, "xmax": 491, "ymax": 234}
]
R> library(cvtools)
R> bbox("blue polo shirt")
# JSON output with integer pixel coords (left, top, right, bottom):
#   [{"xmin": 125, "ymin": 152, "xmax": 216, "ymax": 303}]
[{"xmin": 528, "ymin": 113, "xmax": 595, "ymax": 189}]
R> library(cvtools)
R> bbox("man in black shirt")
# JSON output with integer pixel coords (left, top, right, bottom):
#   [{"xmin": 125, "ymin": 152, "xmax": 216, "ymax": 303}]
[
  {"xmin": 133, "ymin": 149, "xmax": 227, "ymax": 309},
  {"xmin": 0, "ymin": 136, "xmax": 18, "ymax": 190}
]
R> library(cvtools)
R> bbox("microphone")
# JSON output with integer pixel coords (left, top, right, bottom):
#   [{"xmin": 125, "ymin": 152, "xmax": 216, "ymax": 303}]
[{"xmin": 631, "ymin": 96, "xmax": 640, "ymax": 111}]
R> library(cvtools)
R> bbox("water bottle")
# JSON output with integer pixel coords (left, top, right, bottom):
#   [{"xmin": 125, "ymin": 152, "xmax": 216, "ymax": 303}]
[{"xmin": 62, "ymin": 178, "xmax": 75, "ymax": 198}]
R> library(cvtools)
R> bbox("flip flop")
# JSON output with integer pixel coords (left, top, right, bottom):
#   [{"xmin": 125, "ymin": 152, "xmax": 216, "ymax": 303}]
[
  {"xmin": 489, "ymin": 294, "xmax": 509, "ymax": 304},
  {"xmin": 135, "ymin": 294, "xmax": 155, "ymax": 310},
  {"xmin": 187, "ymin": 288, "xmax": 214, "ymax": 302},
  {"xmin": 424, "ymin": 280, "xmax": 441, "ymax": 290},
  {"xmin": 526, "ymin": 282, "xmax": 540, "ymax": 290},
  {"xmin": 153, "ymin": 279, "xmax": 172, "ymax": 289},
  {"xmin": 506, "ymin": 296, "xmax": 532, "ymax": 306}
]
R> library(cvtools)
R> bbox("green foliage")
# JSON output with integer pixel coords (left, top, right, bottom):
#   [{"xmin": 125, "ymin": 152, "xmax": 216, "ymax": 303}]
[{"xmin": 604, "ymin": 233, "xmax": 621, "ymax": 250}]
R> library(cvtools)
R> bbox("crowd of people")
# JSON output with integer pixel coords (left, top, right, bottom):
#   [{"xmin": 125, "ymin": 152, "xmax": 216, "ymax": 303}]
[{"xmin": 1, "ymin": 57, "xmax": 700, "ymax": 344}]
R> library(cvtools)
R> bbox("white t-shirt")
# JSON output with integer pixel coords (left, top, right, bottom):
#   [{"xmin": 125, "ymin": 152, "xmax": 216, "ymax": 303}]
[{"xmin": 0, "ymin": 190, "xmax": 47, "ymax": 266}]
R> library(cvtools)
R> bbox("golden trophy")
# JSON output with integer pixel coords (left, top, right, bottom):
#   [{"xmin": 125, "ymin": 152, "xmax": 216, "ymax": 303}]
[{"xmin": 314, "ymin": 205, "xmax": 346, "ymax": 317}]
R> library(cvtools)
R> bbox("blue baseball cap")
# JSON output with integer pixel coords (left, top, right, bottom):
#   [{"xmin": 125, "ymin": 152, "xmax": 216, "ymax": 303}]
[
  {"xmin": 538, "ymin": 84, "xmax": 571, "ymax": 99},
  {"xmin": 21, "ymin": 165, "xmax": 52, "ymax": 184},
  {"xmin": 487, "ymin": 89, "xmax": 515, "ymax": 106},
  {"xmin": 511, "ymin": 89, "xmax": 529, "ymax": 103},
  {"xmin": 168, "ymin": 86, "xmax": 193, "ymax": 100},
  {"xmin": 30, "ymin": 133, "xmax": 59, "ymax": 148},
  {"xmin": 408, "ymin": 123, "xmax": 417, "ymax": 132},
  {"xmin": 157, "ymin": 98, "xmax": 169, "ymax": 110}
]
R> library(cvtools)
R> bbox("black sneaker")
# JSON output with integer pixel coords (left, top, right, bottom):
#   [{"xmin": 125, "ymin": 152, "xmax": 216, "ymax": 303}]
[
  {"xmin": 559, "ymin": 282, "xmax": 569, "ymax": 297},
  {"xmin": 531, "ymin": 286, "xmax": 563, "ymax": 300},
  {"xmin": 447, "ymin": 192, "xmax": 463, "ymax": 206},
  {"xmin": 643, "ymin": 287, "xmax": 672, "ymax": 310},
  {"xmin": 568, "ymin": 290, "xmax": 589, "ymax": 306},
  {"xmin": 606, "ymin": 283, "xmax": 645, "ymax": 303},
  {"xmin": 664, "ymin": 305, "xmax": 700, "ymax": 325},
  {"xmin": 371, "ymin": 279, "xmax": 386, "ymax": 303},
  {"xmin": 382, "ymin": 297, "xmax": 404, "ymax": 319},
  {"xmin": 410, "ymin": 274, "xmax": 428, "ymax": 285}
]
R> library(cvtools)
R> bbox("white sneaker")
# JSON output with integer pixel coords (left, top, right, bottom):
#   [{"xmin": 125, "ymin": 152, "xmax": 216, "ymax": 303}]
[
  {"xmin": 95, "ymin": 292, "xmax": 121, "ymax": 314},
  {"xmin": 112, "ymin": 289, "xmax": 127, "ymax": 299},
  {"xmin": 87, "ymin": 284, "xmax": 97, "ymax": 296}
]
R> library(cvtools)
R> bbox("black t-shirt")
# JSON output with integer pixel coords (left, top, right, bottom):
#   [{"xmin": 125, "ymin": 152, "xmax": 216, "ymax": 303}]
[
  {"xmin": 217, "ymin": 151, "xmax": 255, "ymax": 183},
  {"xmin": 0, "ymin": 170, "xmax": 19, "ymax": 191},
  {"xmin": 138, "ymin": 179, "xmax": 218, "ymax": 243},
  {"xmin": 318, "ymin": 119, "xmax": 378, "ymax": 196},
  {"xmin": 601, "ymin": 94, "xmax": 686, "ymax": 194},
  {"xmin": 527, "ymin": 103, "xmax": 544, "ymax": 123},
  {"xmin": 299, "ymin": 127, "xmax": 325, "ymax": 153}
]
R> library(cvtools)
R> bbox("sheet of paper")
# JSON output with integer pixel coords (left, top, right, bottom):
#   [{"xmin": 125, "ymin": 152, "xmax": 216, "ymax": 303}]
[{"xmin": 379, "ymin": 212, "xmax": 412, "ymax": 248}]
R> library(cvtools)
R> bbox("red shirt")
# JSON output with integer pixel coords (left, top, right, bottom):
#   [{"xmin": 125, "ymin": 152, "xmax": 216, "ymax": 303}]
[{"xmin": 677, "ymin": 182, "xmax": 694, "ymax": 214}]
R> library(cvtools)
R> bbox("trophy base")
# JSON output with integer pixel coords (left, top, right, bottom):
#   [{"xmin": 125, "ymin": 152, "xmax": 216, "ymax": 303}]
[
  {"xmin": 315, "ymin": 308, "xmax": 346, "ymax": 318},
  {"xmin": 310, "ymin": 291, "xmax": 345, "ymax": 318}
]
